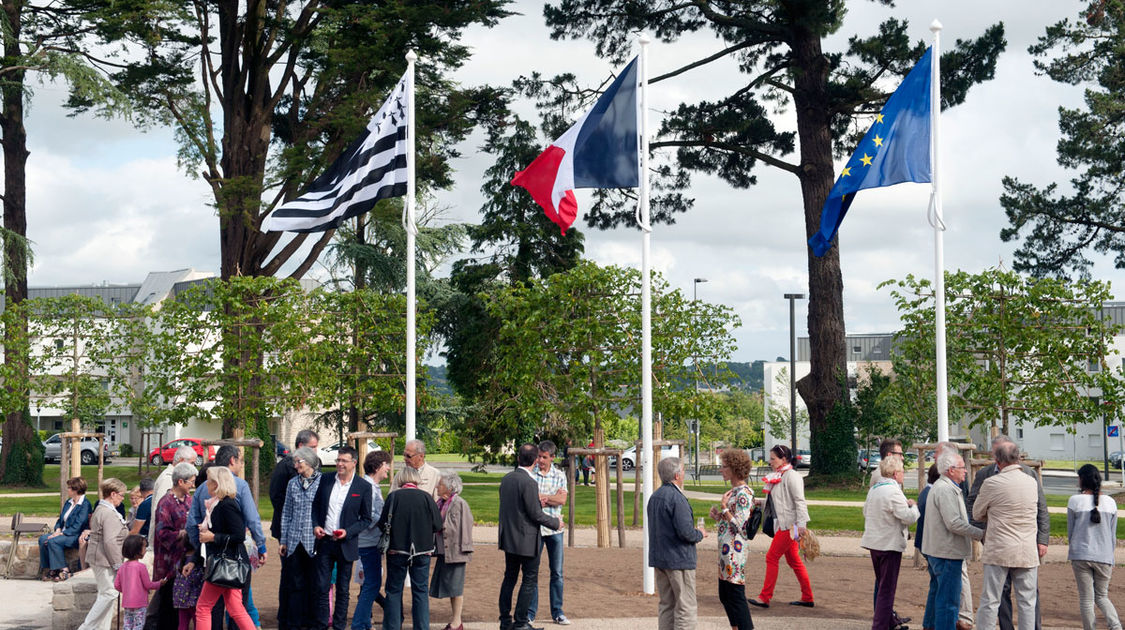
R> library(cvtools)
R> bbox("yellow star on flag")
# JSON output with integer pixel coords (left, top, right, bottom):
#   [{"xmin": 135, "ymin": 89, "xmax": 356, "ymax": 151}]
[
  {"xmin": 874, "ymin": 113, "xmax": 885, "ymax": 124},
  {"xmin": 860, "ymin": 154, "xmax": 873, "ymax": 166},
  {"xmin": 873, "ymin": 135, "xmax": 884, "ymax": 147},
  {"xmin": 841, "ymin": 166, "xmax": 851, "ymax": 177}
]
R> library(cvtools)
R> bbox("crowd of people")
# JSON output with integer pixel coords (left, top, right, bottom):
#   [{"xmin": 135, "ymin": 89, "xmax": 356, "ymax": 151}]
[{"xmin": 35, "ymin": 432, "xmax": 1120, "ymax": 630}]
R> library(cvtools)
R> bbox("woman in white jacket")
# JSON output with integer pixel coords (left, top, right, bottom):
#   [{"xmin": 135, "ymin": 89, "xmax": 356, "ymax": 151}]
[
  {"xmin": 748, "ymin": 444, "xmax": 814, "ymax": 609},
  {"xmin": 861, "ymin": 456, "xmax": 919, "ymax": 630}
]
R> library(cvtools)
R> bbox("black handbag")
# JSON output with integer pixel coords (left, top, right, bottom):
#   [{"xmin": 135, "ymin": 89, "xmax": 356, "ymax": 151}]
[
  {"xmin": 761, "ymin": 493, "xmax": 776, "ymax": 538},
  {"xmin": 204, "ymin": 538, "xmax": 250, "ymax": 589},
  {"xmin": 377, "ymin": 495, "xmax": 394, "ymax": 554},
  {"xmin": 742, "ymin": 503, "xmax": 763, "ymax": 540}
]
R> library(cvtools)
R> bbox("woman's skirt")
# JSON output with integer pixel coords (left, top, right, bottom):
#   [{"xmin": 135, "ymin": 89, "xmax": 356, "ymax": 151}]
[{"xmin": 429, "ymin": 555, "xmax": 466, "ymax": 598}]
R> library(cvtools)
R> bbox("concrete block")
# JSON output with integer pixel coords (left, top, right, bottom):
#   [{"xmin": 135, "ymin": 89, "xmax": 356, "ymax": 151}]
[
  {"xmin": 51, "ymin": 590, "xmax": 74, "ymax": 611},
  {"xmin": 71, "ymin": 578, "xmax": 98, "ymax": 594}
]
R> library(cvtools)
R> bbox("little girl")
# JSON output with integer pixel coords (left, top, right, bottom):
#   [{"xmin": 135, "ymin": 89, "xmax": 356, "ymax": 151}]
[{"xmin": 114, "ymin": 534, "xmax": 164, "ymax": 630}]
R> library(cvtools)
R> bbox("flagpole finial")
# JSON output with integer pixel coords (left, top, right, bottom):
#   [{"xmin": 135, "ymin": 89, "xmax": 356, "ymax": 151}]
[
  {"xmin": 930, "ymin": 19, "xmax": 943, "ymax": 33},
  {"xmin": 406, "ymin": 49, "xmax": 417, "ymax": 63},
  {"xmin": 638, "ymin": 32, "xmax": 651, "ymax": 45}
]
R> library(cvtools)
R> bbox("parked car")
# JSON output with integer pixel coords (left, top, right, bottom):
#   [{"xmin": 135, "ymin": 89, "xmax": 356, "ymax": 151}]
[
  {"xmin": 148, "ymin": 438, "xmax": 215, "ymax": 466},
  {"xmin": 1110, "ymin": 451, "xmax": 1124, "ymax": 470},
  {"xmin": 42, "ymin": 433, "xmax": 112, "ymax": 465},
  {"xmin": 317, "ymin": 440, "xmax": 381, "ymax": 467},
  {"xmin": 857, "ymin": 449, "xmax": 882, "ymax": 471},
  {"xmin": 274, "ymin": 437, "xmax": 291, "ymax": 463},
  {"xmin": 609, "ymin": 444, "xmax": 680, "ymax": 471},
  {"xmin": 793, "ymin": 449, "xmax": 812, "ymax": 469}
]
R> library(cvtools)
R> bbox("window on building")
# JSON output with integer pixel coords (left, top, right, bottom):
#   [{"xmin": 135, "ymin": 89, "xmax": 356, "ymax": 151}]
[
  {"xmin": 1088, "ymin": 358, "xmax": 1101, "ymax": 372},
  {"xmin": 1089, "ymin": 434, "xmax": 1101, "ymax": 449},
  {"xmin": 1050, "ymin": 433, "xmax": 1065, "ymax": 451},
  {"xmin": 853, "ymin": 345, "xmax": 862, "ymax": 353},
  {"xmin": 1016, "ymin": 428, "xmax": 1024, "ymax": 439},
  {"xmin": 54, "ymin": 339, "xmax": 63, "ymax": 351}
]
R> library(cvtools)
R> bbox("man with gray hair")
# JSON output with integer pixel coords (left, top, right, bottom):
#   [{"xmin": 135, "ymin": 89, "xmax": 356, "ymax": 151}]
[
  {"xmin": 922, "ymin": 451, "xmax": 983, "ymax": 630},
  {"xmin": 935, "ymin": 441, "xmax": 976, "ymax": 630},
  {"xmin": 968, "ymin": 435, "xmax": 1049, "ymax": 630},
  {"xmin": 391, "ymin": 438, "xmax": 442, "ymax": 498},
  {"xmin": 648, "ymin": 457, "xmax": 706, "ymax": 630},
  {"xmin": 973, "ymin": 441, "xmax": 1040, "ymax": 630}
]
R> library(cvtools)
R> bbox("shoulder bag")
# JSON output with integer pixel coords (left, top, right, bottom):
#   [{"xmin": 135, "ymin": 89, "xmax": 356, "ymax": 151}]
[
  {"xmin": 761, "ymin": 492, "xmax": 776, "ymax": 538},
  {"xmin": 204, "ymin": 537, "xmax": 250, "ymax": 589},
  {"xmin": 742, "ymin": 503, "xmax": 763, "ymax": 540},
  {"xmin": 377, "ymin": 494, "xmax": 394, "ymax": 554}
]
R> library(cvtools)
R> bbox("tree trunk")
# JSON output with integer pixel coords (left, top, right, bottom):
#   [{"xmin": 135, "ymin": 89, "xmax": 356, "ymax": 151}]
[
  {"xmin": 0, "ymin": 0, "xmax": 42, "ymax": 485},
  {"xmin": 790, "ymin": 24, "xmax": 849, "ymax": 474}
]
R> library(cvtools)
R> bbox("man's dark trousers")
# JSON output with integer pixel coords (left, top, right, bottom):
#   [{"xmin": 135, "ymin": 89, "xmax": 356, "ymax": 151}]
[
  {"xmin": 999, "ymin": 576, "xmax": 1041, "ymax": 630},
  {"xmin": 316, "ymin": 537, "xmax": 354, "ymax": 630},
  {"xmin": 499, "ymin": 548, "xmax": 541, "ymax": 628}
]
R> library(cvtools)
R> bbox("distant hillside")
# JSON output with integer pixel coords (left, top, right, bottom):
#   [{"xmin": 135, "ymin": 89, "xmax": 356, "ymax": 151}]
[{"xmin": 425, "ymin": 364, "xmax": 453, "ymax": 397}]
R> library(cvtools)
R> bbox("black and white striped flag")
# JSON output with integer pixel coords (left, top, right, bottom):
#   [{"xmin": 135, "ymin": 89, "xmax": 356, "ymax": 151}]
[{"xmin": 262, "ymin": 72, "xmax": 410, "ymax": 233}]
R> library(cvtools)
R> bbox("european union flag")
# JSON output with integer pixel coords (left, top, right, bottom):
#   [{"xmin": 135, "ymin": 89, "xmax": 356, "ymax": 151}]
[{"xmin": 808, "ymin": 47, "xmax": 934, "ymax": 257}]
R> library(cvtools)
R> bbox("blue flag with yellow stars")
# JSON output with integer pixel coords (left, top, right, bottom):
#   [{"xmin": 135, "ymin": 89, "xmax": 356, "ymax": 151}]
[{"xmin": 808, "ymin": 47, "xmax": 933, "ymax": 257}]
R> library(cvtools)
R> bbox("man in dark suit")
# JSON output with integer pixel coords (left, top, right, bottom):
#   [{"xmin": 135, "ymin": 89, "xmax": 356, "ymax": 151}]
[
  {"xmin": 499, "ymin": 443, "xmax": 562, "ymax": 630},
  {"xmin": 311, "ymin": 445, "xmax": 372, "ymax": 630}
]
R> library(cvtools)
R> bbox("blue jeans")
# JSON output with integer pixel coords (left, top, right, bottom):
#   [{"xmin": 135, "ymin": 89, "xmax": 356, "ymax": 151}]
[
  {"xmin": 382, "ymin": 553, "xmax": 430, "ymax": 630},
  {"xmin": 38, "ymin": 533, "xmax": 78, "ymax": 572},
  {"xmin": 352, "ymin": 546, "xmax": 384, "ymax": 630},
  {"xmin": 923, "ymin": 556, "xmax": 963, "ymax": 630},
  {"xmin": 527, "ymin": 533, "xmax": 564, "ymax": 621}
]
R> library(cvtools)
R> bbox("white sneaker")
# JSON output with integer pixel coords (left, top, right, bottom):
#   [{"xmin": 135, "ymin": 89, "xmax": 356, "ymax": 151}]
[{"xmin": 554, "ymin": 615, "xmax": 572, "ymax": 625}]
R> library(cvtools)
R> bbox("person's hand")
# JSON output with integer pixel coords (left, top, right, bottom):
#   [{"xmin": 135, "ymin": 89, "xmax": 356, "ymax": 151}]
[
  {"xmin": 79, "ymin": 530, "xmax": 91, "ymax": 544},
  {"xmin": 720, "ymin": 490, "xmax": 731, "ymax": 510},
  {"xmin": 540, "ymin": 495, "xmax": 549, "ymax": 507},
  {"xmin": 357, "ymin": 566, "xmax": 364, "ymax": 582},
  {"xmin": 181, "ymin": 562, "xmax": 195, "ymax": 577},
  {"xmin": 278, "ymin": 544, "xmax": 287, "ymax": 557},
  {"xmin": 696, "ymin": 526, "xmax": 707, "ymax": 538},
  {"xmin": 907, "ymin": 499, "xmax": 916, "ymax": 508},
  {"xmin": 709, "ymin": 506, "xmax": 722, "ymax": 521},
  {"xmin": 199, "ymin": 530, "xmax": 215, "ymax": 544},
  {"xmin": 258, "ymin": 551, "xmax": 267, "ymax": 565},
  {"xmin": 332, "ymin": 529, "xmax": 346, "ymax": 540},
  {"xmin": 1037, "ymin": 543, "xmax": 1048, "ymax": 558},
  {"xmin": 796, "ymin": 526, "xmax": 807, "ymax": 541},
  {"xmin": 314, "ymin": 526, "xmax": 326, "ymax": 538},
  {"xmin": 176, "ymin": 530, "xmax": 188, "ymax": 542}
]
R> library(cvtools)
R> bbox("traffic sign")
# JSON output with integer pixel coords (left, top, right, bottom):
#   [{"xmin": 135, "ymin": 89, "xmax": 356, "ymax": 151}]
[{"xmin": 1109, "ymin": 425, "xmax": 1120, "ymax": 438}]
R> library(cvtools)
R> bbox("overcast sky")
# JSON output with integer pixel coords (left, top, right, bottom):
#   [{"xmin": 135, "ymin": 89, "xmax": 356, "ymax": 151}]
[{"xmin": 18, "ymin": 1, "xmax": 1124, "ymax": 363}]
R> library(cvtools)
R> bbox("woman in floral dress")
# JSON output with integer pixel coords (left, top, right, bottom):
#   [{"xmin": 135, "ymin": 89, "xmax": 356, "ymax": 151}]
[{"xmin": 710, "ymin": 448, "xmax": 755, "ymax": 630}]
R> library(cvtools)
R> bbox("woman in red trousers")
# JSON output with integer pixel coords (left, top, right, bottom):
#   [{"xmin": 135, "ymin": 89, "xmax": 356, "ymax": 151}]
[{"xmin": 748, "ymin": 444, "xmax": 814, "ymax": 608}]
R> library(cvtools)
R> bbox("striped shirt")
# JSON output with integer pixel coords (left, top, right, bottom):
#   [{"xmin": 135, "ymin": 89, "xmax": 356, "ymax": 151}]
[{"xmin": 533, "ymin": 464, "xmax": 567, "ymax": 536}]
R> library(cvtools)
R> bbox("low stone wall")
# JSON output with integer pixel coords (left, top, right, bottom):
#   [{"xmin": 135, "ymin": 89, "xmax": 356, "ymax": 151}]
[
  {"xmin": 0, "ymin": 538, "xmax": 41, "ymax": 578},
  {"xmin": 52, "ymin": 571, "xmax": 115, "ymax": 630}
]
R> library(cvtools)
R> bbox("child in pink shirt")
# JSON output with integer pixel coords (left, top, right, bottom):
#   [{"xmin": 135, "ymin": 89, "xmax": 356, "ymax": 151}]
[{"xmin": 114, "ymin": 534, "xmax": 165, "ymax": 630}]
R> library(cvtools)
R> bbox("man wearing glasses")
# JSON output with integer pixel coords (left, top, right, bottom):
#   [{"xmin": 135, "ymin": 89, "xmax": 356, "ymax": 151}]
[
  {"xmin": 869, "ymin": 439, "xmax": 905, "ymax": 486},
  {"xmin": 312, "ymin": 446, "xmax": 373, "ymax": 630},
  {"xmin": 921, "ymin": 452, "xmax": 983, "ymax": 630},
  {"xmin": 390, "ymin": 439, "xmax": 442, "ymax": 499}
]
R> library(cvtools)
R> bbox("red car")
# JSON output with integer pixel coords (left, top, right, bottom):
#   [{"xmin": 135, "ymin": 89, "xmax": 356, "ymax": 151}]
[{"xmin": 148, "ymin": 438, "xmax": 215, "ymax": 466}]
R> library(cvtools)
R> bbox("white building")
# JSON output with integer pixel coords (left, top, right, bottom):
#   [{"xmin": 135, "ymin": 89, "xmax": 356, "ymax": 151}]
[{"xmin": 764, "ymin": 306, "xmax": 1125, "ymax": 461}]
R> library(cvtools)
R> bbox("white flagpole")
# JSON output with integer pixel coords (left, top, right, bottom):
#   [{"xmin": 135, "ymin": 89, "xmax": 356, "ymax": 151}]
[
  {"xmin": 929, "ymin": 21, "xmax": 949, "ymax": 443},
  {"xmin": 637, "ymin": 33, "xmax": 655, "ymax": 595},
  {"xmin": 404, "ymin": 50, "xmax": 418, "ymax": 442}
]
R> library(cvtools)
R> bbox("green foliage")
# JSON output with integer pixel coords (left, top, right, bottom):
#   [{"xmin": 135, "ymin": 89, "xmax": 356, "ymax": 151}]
[
  {"xmin": 853, "ymin": 364, "xmax": 930, "ymax": 452},
  {"xmin": 463, "ymin": 261, "xmax": 740, "ymax": 460},
  {"xmin": 882, "ymin": 267, "xmax": 1123, "ymax": 435},
  {"xmin": 812, "ymin": 398, "xmax": 860, "ymax": 476},
  {"xmin": 0, "ymin": 410, "xmax": 44, "ymax": 487},
  {"xmin": 1000, "ymin": 1, "xmax": 1125, "ymax": 277},
  {"xmin": 118, "ymin": 443, "xmax": 134, "ymax": 457},
  {"xmin": 706, "ymin": 389, "xmax": 764, "ymax": 449}
]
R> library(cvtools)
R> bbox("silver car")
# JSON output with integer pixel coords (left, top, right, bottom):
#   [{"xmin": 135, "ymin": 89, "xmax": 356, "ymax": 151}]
[{"xmin": 42, "ymin": 433, "xmax": 111, "ymax": 465}]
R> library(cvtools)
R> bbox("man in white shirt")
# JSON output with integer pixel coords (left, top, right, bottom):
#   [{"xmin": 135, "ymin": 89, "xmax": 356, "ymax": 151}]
[
  {"xmin": 312, "ymin": 446, "xmax": 373, "ymax": 630},
  {"xmin": 528, "ymin": 440, "xmax": 570, "ymax": 625},
  {"xmin": 390, "ymin": 439, "xmax": 441, "ymax": 498}
]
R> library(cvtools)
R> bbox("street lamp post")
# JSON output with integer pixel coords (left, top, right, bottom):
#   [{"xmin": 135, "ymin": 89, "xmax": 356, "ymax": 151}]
[
  {"xmin": 693, "ymin": 277, "xmax": 708, "ymax": 479},
  {"xmin": 783, "ymin": 293, "xmax": 805, "ymax": 453}
]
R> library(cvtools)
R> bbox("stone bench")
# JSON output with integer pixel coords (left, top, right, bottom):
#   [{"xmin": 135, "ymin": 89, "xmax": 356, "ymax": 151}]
[{"xmin": 52, "ymin": 570, "xmax": 113, "ymax": 630}]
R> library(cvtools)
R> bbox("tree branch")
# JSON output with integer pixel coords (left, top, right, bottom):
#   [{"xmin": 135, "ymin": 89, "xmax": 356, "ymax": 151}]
[{"xmin": 651, "ymin": 139, "xmax": 800, "ymax": 174}]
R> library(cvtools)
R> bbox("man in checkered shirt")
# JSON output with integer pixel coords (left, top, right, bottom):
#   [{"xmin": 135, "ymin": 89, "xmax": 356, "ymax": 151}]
[{"xmin": 528, "ymin": 439, "xmax": 571, "ymax": 625}]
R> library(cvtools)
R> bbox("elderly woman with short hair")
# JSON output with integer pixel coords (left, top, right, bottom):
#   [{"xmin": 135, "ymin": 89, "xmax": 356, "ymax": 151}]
[
  {"xmin": 279, "ymin": 446, "xmax": 323, "ymax": 630},
  {"xmin": 78, "ymin": 478, "xmax": 130, "ymax": 630},
  {"xmin": 39, "ymin": 476, "xmax": 90, "ymax": 582},
  {"xmin": 861, "ymin": 455, "xmax": 919, "ymax": 629},
  {"xmin": 153, "ymin": 462, "xmax": 198, "ymax": 629},
  {"xmin": 377, "ymin": 463, "xmax": 443, "ymax": 630},
  {"xmin": 431, "ymin": 470, "xmax": 474, "ymax": 630}
]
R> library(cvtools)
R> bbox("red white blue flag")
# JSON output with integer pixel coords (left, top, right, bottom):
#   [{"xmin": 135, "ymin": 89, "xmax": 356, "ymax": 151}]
[{"xmin": 511, "ymin": 58, "xmax": 640, "ymax": 234}]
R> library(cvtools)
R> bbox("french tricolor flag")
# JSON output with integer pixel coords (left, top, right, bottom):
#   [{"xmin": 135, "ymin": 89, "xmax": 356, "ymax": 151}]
[{"xmin": 512, "ymin": 58, "xmax": 640, "ymax": 234}]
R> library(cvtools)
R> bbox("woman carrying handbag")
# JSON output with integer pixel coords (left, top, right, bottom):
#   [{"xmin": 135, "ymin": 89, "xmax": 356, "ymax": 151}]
[
  {"xmin": 748, "ymin": 444, "xmax": 814, "ymax": 609},
  {"xmin": 186, "ymin": 466, "xmax": 254, "ymax": 630}
]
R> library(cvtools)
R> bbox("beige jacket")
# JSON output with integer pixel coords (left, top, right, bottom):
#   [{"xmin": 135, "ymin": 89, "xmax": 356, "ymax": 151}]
[
  {"xmin": 972, "ymin": 464, "xmax": 1040, "ymax": 568},
  {"xmin": 860, "ymin": 480, "xmax": 919, "ymax": 552},
  {"xmin": 390, "ymin": 462, "xmax": 441, "ymax": 499},
  {"xmin": 922, "ymin": 476, "xmax": 982, "ymax": 560},
  {"xmin": 84, "ymin": 501, "xmax": 128, "ymax": 569},
  {"xmin": 435, "ymin": 494, "xmax": 474, "ymax": 563},
  {"xmin": 769, "ymin": 469, "xmax": 809, "ymax": 531}
]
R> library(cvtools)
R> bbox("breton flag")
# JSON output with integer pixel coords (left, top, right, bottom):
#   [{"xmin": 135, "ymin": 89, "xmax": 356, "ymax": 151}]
[
  {"xmin": 512, "ymin": 58, "xmax": 640, "ymax": 234},
  {"xmin": 808, "ymin": 47, "xmax": 934, "ymax": 256},
  {"xmin": 262, "ymin": 71, "xmax": 410, "ymax": 233}
]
